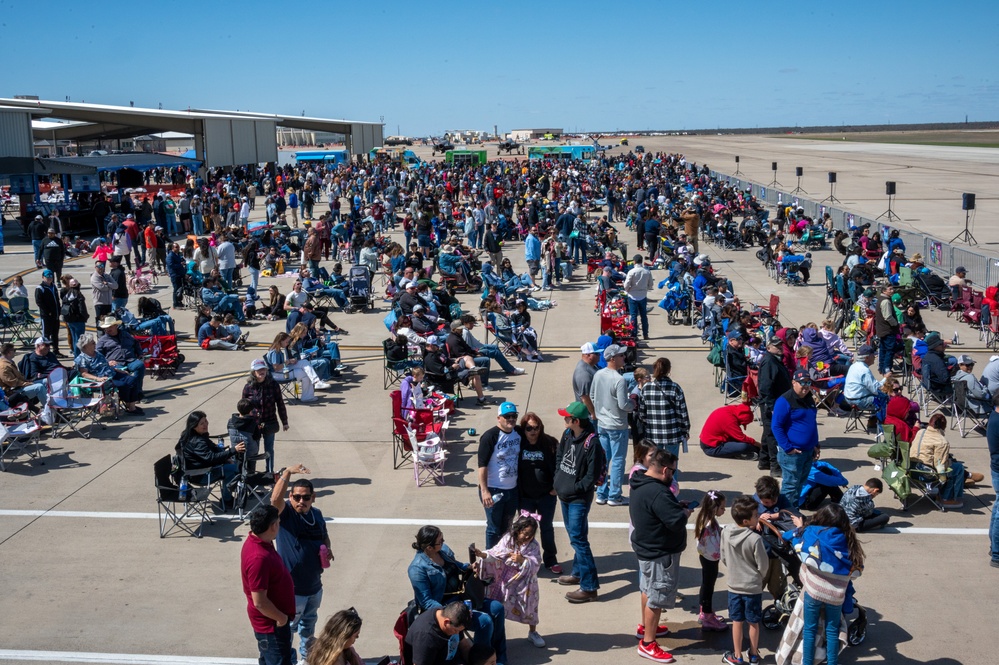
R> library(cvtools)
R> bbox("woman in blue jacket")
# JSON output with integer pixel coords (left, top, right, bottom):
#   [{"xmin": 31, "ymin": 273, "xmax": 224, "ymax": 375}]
[{"xmin": 408, "ymin": 525, "xmax": 507, "ymax": 665}]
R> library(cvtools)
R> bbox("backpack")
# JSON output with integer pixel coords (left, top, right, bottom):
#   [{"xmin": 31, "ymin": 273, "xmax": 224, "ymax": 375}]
[{"xmin": 583, "ymin": 432, "xmax": 608, "ymax": 487}]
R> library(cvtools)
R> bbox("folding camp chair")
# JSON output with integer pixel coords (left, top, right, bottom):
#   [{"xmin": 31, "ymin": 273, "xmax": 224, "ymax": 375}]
[
  {"xmin": 264, "ymin": 358, "xmax": 300, "ymax": 402},
  {"xmin": 233, "ymin": 452, "xmax": 275, "ymax": 520},
  {"xmin": 897, "ymin": 266, "xmax": 914, "ymax": 288},
  {"xmin": 870, "ymin": 426, "xmax": 944, "ymax": 513},
  {"xmin": 485, "ymin": 311, "xmax": 523, "ymax": 360},
  {"xmin": 822, "ymin": 266, "xmax": 836, "ymax": 313},
  {"xmin": 0, "ymin": 410, "xmax": 43, "ymax": 471},
  {"xmin": 6, "ymin": 296, "xmax": 41, "ymax": 347},
  {"xmin": 391, "ymin": 389, "xmax": 449, "ymax": 469},
  {"xmin": 409, "ymin": 425, "xmax": 447, "ymax": 487},
  {"xmin": 383, "ymin": 339, "xmax": 422, "ymax": 390},
  {"xmin": 951, "ymin": 381, "xmax": 988, "ymax": 438},
  {"xmin": 843, "ymin": 400, "xmax": 879, "ymax": 434},
  {"xmin": 720, "ymin": 349, "xmax": 747, "ymax": 404},
  {"xmin": 137, "ymin": 334, "xmax": 184, "ymax": 379},
  {"xmin": 46, "ymin": 368, "xmax": 106, "ymax": 439},
  {"xmin": 153, "ymin": 454, "xmax": 213, "ymax": 538}
]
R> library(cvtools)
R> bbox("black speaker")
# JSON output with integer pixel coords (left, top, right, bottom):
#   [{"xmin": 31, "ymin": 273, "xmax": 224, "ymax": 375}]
[
  {"xmin": 963, "ymin": 193, "xmax": 976, "ymax": 211},
  {"xmin": 772, "ymin": 161, "xmax": 778, "ymax": 171},
  {"xmin": 735, "ymin": 156, "xmax": 740, "ymax": 163},
  {"xmin": 795, "ymin": 167, "xmax": 803, "ymax": 177},
  {"xmin": 886, "ymin": 181, "xmax": 896, "ymax": 196},
  {"xmin": 828, "ymin": 172, "xmax": 837, "ymax": 184}
]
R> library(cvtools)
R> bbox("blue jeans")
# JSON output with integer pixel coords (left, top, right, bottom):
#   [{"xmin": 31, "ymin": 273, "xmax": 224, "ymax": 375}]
[
  {"xmin": 778, "ymin": 447, "xmax": 815, "ymax": 509},
  {"xmin": 482, "ymin": 486, "xmax": 519, "ymax": 549},
  {"xmin": 801, "ymin": 591, "xmax": 843, "ymax": 665},
  {"xmin": 260, "ymin": 430, "xmax": 277, "ymax": 474},
  {"xmin": 19, "ymin": 381, "xmax": 48, "ymax": 406},
  {"xmin": 248, "ymin": 267, "xmax": 260, "ymax": 294},
  {"xmin": 701, "ymin": 441, "xmax": 758, "ymax": 458},
  {"xmin": 221, "ymin": 268, "xmax": 234, "ymax": 289},
  {"xmin": 208, "ymin": 463, "xmax": 239, "ymax": 509},
  {"xmin": 471, "ymin": 356, "xmax": 492, "ymax": 387},
  {"xmin": 192, "ymin": 213, "xmax": 204, "ymax": 236},
  {"xmin": 878, "ymin": 333, "xmax": 896, "ymax": 374},
  {"xmin": 628, "ymin": 297, "xmax": 649, "ymax": 337},
  {"xmin": 595, "ymin": 426, "xmax": 629, "ymax": 503},
  {"xmin": 170, "ymin": 275, "xmax": 184, "ymax": 307},
  {"xmin": 67, "ymin": 322, "xmax": 86, "ymax": 356},
  {"xmin": 561, "ymin": 499, "xmax": 599, "ymax": 591},
  {"xmin": 519, "ymin": 493, "xmax": 558, "ymax": 568},
  {"xmin": 990, "ymin": 468, "xmax": 999, "ymax": 565},
  {"xmin": 254, "ymin": 624, "xmax": 293, "ymax": 665},
  {"xmin": 32, "ymin": 239, "xmax": 43, "ymax": 262},
  {"xmin": 218, "ymin": 295, "xmax": 245, "ymax": 321},
  {"xmin": 291, "ymin": 589, "xmax": 323, "ymax": 662},
  {"xmin": 466, "ymin": 228, "xmax": 478, "ymax": 249},
  {"xmin": 570, "ymin": 237, "xmax": 586, "ymax": 264},
  {"xmin": 478, "ymin": 344, "xmax": 516, "ymax": 373},
  {"xmin": 471, "ymin": 600, "xmax": 507, "ymax": 665},
  {"xmin": 940, "ymin": 460, "xmax": 965, "ymax": 501},
  {"xmin": 136, "ymin": 315, "xmax": 176, "ymax": 337},
  {"xmin": 112, "ymin": 297, "xmax": 129, "ymax": 311},
  {"xmin": 166, "ymin": 212, "xmax": 178, "ymax": 236}
]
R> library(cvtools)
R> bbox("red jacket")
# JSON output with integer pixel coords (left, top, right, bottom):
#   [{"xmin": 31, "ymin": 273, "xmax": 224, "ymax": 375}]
[{"xmin": 700, "ymin": 404, "xmax": 757, "ymax": 448}]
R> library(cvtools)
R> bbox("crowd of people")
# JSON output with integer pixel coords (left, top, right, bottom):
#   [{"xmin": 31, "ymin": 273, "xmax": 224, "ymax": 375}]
[{"xmin": 4, "ymin": 145, "xmax": 998, "ymax": 665}]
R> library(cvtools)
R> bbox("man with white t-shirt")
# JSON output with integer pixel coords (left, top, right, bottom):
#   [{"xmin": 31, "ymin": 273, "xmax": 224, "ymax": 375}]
[{"xmin": 477, "ymin": 402, "xmax": 522, "ymax": 549}]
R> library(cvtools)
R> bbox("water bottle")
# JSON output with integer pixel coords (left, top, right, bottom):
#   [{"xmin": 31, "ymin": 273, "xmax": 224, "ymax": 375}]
[
  {"xmin": 178, "ymin": 478, "xmax": 189, "ymax": 502},
  {"xmin": 490, "ymin": 491, "xmax": 504, "ymax": 503},
  {"xmin": 325, "ymin": 330, "xmax": 332, "ymax": 346},
  {"xmin": 294, "ymin": 381, "xmax": 302, "ymax": 398},
  {"xmin": 319, "ymin": 544, "xmax": 332, "ymax": 569}
]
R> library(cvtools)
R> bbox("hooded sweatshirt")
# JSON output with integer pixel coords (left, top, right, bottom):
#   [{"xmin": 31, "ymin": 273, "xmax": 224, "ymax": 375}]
[
  {"xmin": 700, "ymin": 403, "xmax": 757, "ymax": 448},
  {"xmin": 884, "ymin": 395, "xmax": 917, "ymax": 442},
  {"xmin": 799, "ymin": 327, "xmax": 835, "ymax": 365},
  {"xmin": 628, "ymin": 469, "xmax": 688, "ymax": 560},
  {"xmin": 720, "ymin": 524, "xmax": 768, "ymax": 595},
  {"xmin": 553, "ymin": 423, "xmax": 600, "ymax": 503}
]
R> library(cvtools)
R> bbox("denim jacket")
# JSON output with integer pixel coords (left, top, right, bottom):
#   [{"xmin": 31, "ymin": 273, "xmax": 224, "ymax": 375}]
[{"xmin": 407, "ymin": 544, "xmax": 469, "ymax": 611}]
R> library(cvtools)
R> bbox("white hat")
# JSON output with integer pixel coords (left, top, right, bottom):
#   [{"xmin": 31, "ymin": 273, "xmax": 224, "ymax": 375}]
[
  {"xmin": 33, "ymin": 336, "xmax": 51, "ymax": 346},
  {"xmin": 250, "ymin": 359, "xmax": 267, "ymax": 371},
  {"xmin": 580, "ymin": 342, "xmax": 597, "ymax": 354}
]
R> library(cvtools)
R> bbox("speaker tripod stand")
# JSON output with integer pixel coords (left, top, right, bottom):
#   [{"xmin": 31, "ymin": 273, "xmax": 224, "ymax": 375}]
[
  {"xmin": 790, "ymin": 175, "xmax": 807, "ymax": 196},
  {"xmin": 950, "ymin": 210, "xmax": 978, "ymax": 245},
  {"xmin": 876, "ymin": 194, "xmax": 900, "ymax": 223},
  {"xmin": 820, "ymin": 182, "xmax": 841, "ymax": 205}
]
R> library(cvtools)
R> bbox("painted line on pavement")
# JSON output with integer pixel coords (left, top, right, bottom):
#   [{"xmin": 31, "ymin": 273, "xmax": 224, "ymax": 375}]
[
  {"xmin": 0, "ymin": 509, "xmax": 986, "ymax": 535},
  {"xmin": 0, "ymin": 649, "xmax": 253, "ymax": 664}
]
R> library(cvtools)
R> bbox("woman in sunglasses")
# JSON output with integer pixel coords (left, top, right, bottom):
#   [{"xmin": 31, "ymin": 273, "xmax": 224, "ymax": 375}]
[{"xmin": 517, "ymin": 412, "xmax": 561, "ymax": 574}]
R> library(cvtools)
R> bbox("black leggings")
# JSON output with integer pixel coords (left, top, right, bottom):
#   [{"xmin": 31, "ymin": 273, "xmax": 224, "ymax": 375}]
[
  {"xmin": 699, "ymin": 555, "xmax": 719, "ymax": 614},
  {"xmin": 801, "ymin": 485, "xmax": 844, "ymax": 511}
]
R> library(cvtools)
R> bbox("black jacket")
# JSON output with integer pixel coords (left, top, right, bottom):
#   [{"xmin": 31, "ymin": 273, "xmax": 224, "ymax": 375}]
[
  {"xmin": 178, "ymin": 431, "xmax": 233, "ymax": 471},
  {"xmin": 41, "ymin": 237, "xmax": 66, "ymax": 267},
  {"xmin": 519, "ymin": 435, "xmax": 558, "ymax": 499},
  {"xmin": 34, "ymin": 283, "xmax": 60, "ymax": 318},
  {"xmin": 110, "ymin": 266, "xmax": 129, "ymax": 299},
  {"xmin": 28, "ymin": 218, "xmax": 48, "ymax": 241},
  {"xmin": 628, "ymin": 469, "xmax": 688, "ymax": 559},
  {"xmin": 553, "ymin": 424, "xmax": 599, "ymax": 503},
  {"xmin": 445, "ymin": 331, "xmax": 476, "ymax": 359},
  {"xmin": 922, "ymin": 348, "xmax": 952, "ymax": 394},
  {"xmin": 484, "ymin": 230, "xmax": 501, "ymax": 254},
  {"xmin": 758, "ymin": 350, "xmax": 791, "ymax": 406}
]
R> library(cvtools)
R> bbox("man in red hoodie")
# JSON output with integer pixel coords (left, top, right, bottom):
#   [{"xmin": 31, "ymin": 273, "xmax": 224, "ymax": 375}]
[{"xmin": 699, "ymin": 403, "xmax": 759, "ymax": 459}]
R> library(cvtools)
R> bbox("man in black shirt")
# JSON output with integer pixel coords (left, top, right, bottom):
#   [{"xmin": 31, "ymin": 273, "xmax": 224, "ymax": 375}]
[
  {"xmin": 271, "ymin": 464, "xmax": 332, "ymax": 664},
  {"xmin": 406, "ymin": 601, "xmax": 472, "ymax": 665},
  {"xmin": 34, "ymin": 270, "xmax": 64, "ymax": 357}
]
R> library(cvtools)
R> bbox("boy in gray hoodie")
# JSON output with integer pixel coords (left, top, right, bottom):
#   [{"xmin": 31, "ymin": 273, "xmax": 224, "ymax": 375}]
[{"xmin": 720, "ymin": 496, "xmax": 769, "ymax": 665}]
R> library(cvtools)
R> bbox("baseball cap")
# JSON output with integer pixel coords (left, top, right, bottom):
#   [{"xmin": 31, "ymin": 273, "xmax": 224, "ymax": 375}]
[
  {"xmin": 558, "ymin": 401, "xmax": 590, "ymax": 420},
  {"xmin": 580, "ymin": 342, "xmax": 597, "ymax": 354},
  {"xmin": 250, "ymin": 359, "xmax": 267, "ymax": 371},
  {"xmin": 413, "ymin": 304, "xmax": 425, "ymax": 312},
  {"xmin": 34, "ymin": 336, "xmax": 52, "ymax": 346},
  {"xmin": 603, "ymin": 344, "xmax": 626, "ymax": 360},
  {"xmin": 404, "ymin": 280, "xmax": 417, "ymax": 289},
  {"xmin": 498, "ymin": 401, "xmax": 518, "ymax": 417},
  {"xmin": 956, "ymin": 266, "xmax": 967, "ymax": 273},
  {"xmin": 41, "ymin": 269, "xmax": 54, "ymax": 279},
  {"xmin": 792, "ymin": 369, "xmax": 811, "ymax": 384},
  {"xmin": 726, "ymin": 330, "xmax": 742, "ymax": 341},
  {"xmin": 957, "ymin": 354, "xmax": 975, "ymax": 365},
  {"xmin": 857, "ymin": 344, "xmax": 876, "ymax": 356},
  {"xmin": 767, "ymin": 336, "xmax": 783, "ymax": 348}
]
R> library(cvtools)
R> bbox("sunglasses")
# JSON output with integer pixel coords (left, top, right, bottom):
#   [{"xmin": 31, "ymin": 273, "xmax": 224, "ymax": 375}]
[
  {"xmin": 501, "ymin": 414, "xmax": 518, "ymax": 421},
  {"xmin": 290, "ymin": 494, "xmax": 313, "ymax": 502},
  {"xmin": 524, "ymin": 425, "xmax": 540, "ymax": 432}
]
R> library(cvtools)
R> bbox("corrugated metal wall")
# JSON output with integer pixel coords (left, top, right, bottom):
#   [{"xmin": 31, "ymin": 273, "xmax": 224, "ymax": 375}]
[
  {"xmin": 255, "ymin": 121, "xmax": 278, "ymax": 162},
  {"xmin": 351, "ymin": 123, "xmax": 383, "ymax": 155},
  {"xmin": 0, "ymin": 108, "xmax": 34, "ymax": 158}
]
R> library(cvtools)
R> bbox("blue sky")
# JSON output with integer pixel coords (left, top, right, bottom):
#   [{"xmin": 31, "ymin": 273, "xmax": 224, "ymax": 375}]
[{"xmin": 2, "ymin": 0, "xmax": 996, "ymax": 135}]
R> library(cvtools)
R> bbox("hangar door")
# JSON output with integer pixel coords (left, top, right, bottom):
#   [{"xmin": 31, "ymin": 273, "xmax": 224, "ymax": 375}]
[{"xmin": 203, "ymin": 118, "xmax": 278, "ymax": 167}]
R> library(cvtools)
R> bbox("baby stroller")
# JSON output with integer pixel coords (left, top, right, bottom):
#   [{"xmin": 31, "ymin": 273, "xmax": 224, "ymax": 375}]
[
  {"xmin": 657, "ymin": 281, "xmax": 692, "ymax": 325},
  {"xmin": 760, "ymin": 520, "xmax": 868, "ymax": 648},
  {"xmin": 348, "ymin": 265, "xmax": 375, "ymax": 311}
]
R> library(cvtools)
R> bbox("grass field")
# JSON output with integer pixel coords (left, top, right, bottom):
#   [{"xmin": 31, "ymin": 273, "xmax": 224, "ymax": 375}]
[{"xmin": 784, "ymin": 129, "xmax": 999, "ymax": 149}]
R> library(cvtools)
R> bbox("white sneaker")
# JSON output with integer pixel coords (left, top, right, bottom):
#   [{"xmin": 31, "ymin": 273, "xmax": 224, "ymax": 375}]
[
  {"xmin": 527, "ymin": 631, "xmax": 546, "ymax": 648},
  {"xmin": 314, "ymin": 381, "xmax": 331, "ymax": 390},
  {"xmin": 595, "ymin": 497, "xmax": 608, "ymax": 505},
  {"xmin": 512, "ymin": 368, "xmax": 527, "ymax": 375}
]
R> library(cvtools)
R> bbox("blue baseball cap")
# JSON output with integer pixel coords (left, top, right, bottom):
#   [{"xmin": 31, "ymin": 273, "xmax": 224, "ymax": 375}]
[{"xmin": 498, "ymin": 402, "xmax": 518, "ymax": 417}]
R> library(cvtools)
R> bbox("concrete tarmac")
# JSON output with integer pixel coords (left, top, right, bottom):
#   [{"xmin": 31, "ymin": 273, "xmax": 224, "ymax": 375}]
[{"xmin": 0, "ymin": 180, "xmax": 997, "ymax": 663}]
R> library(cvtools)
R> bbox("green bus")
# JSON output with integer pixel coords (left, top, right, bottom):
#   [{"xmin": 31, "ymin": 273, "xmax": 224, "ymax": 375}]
[{"xmin": 444, "ymin": 149, "xmax": 488, "ymax": 166}]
